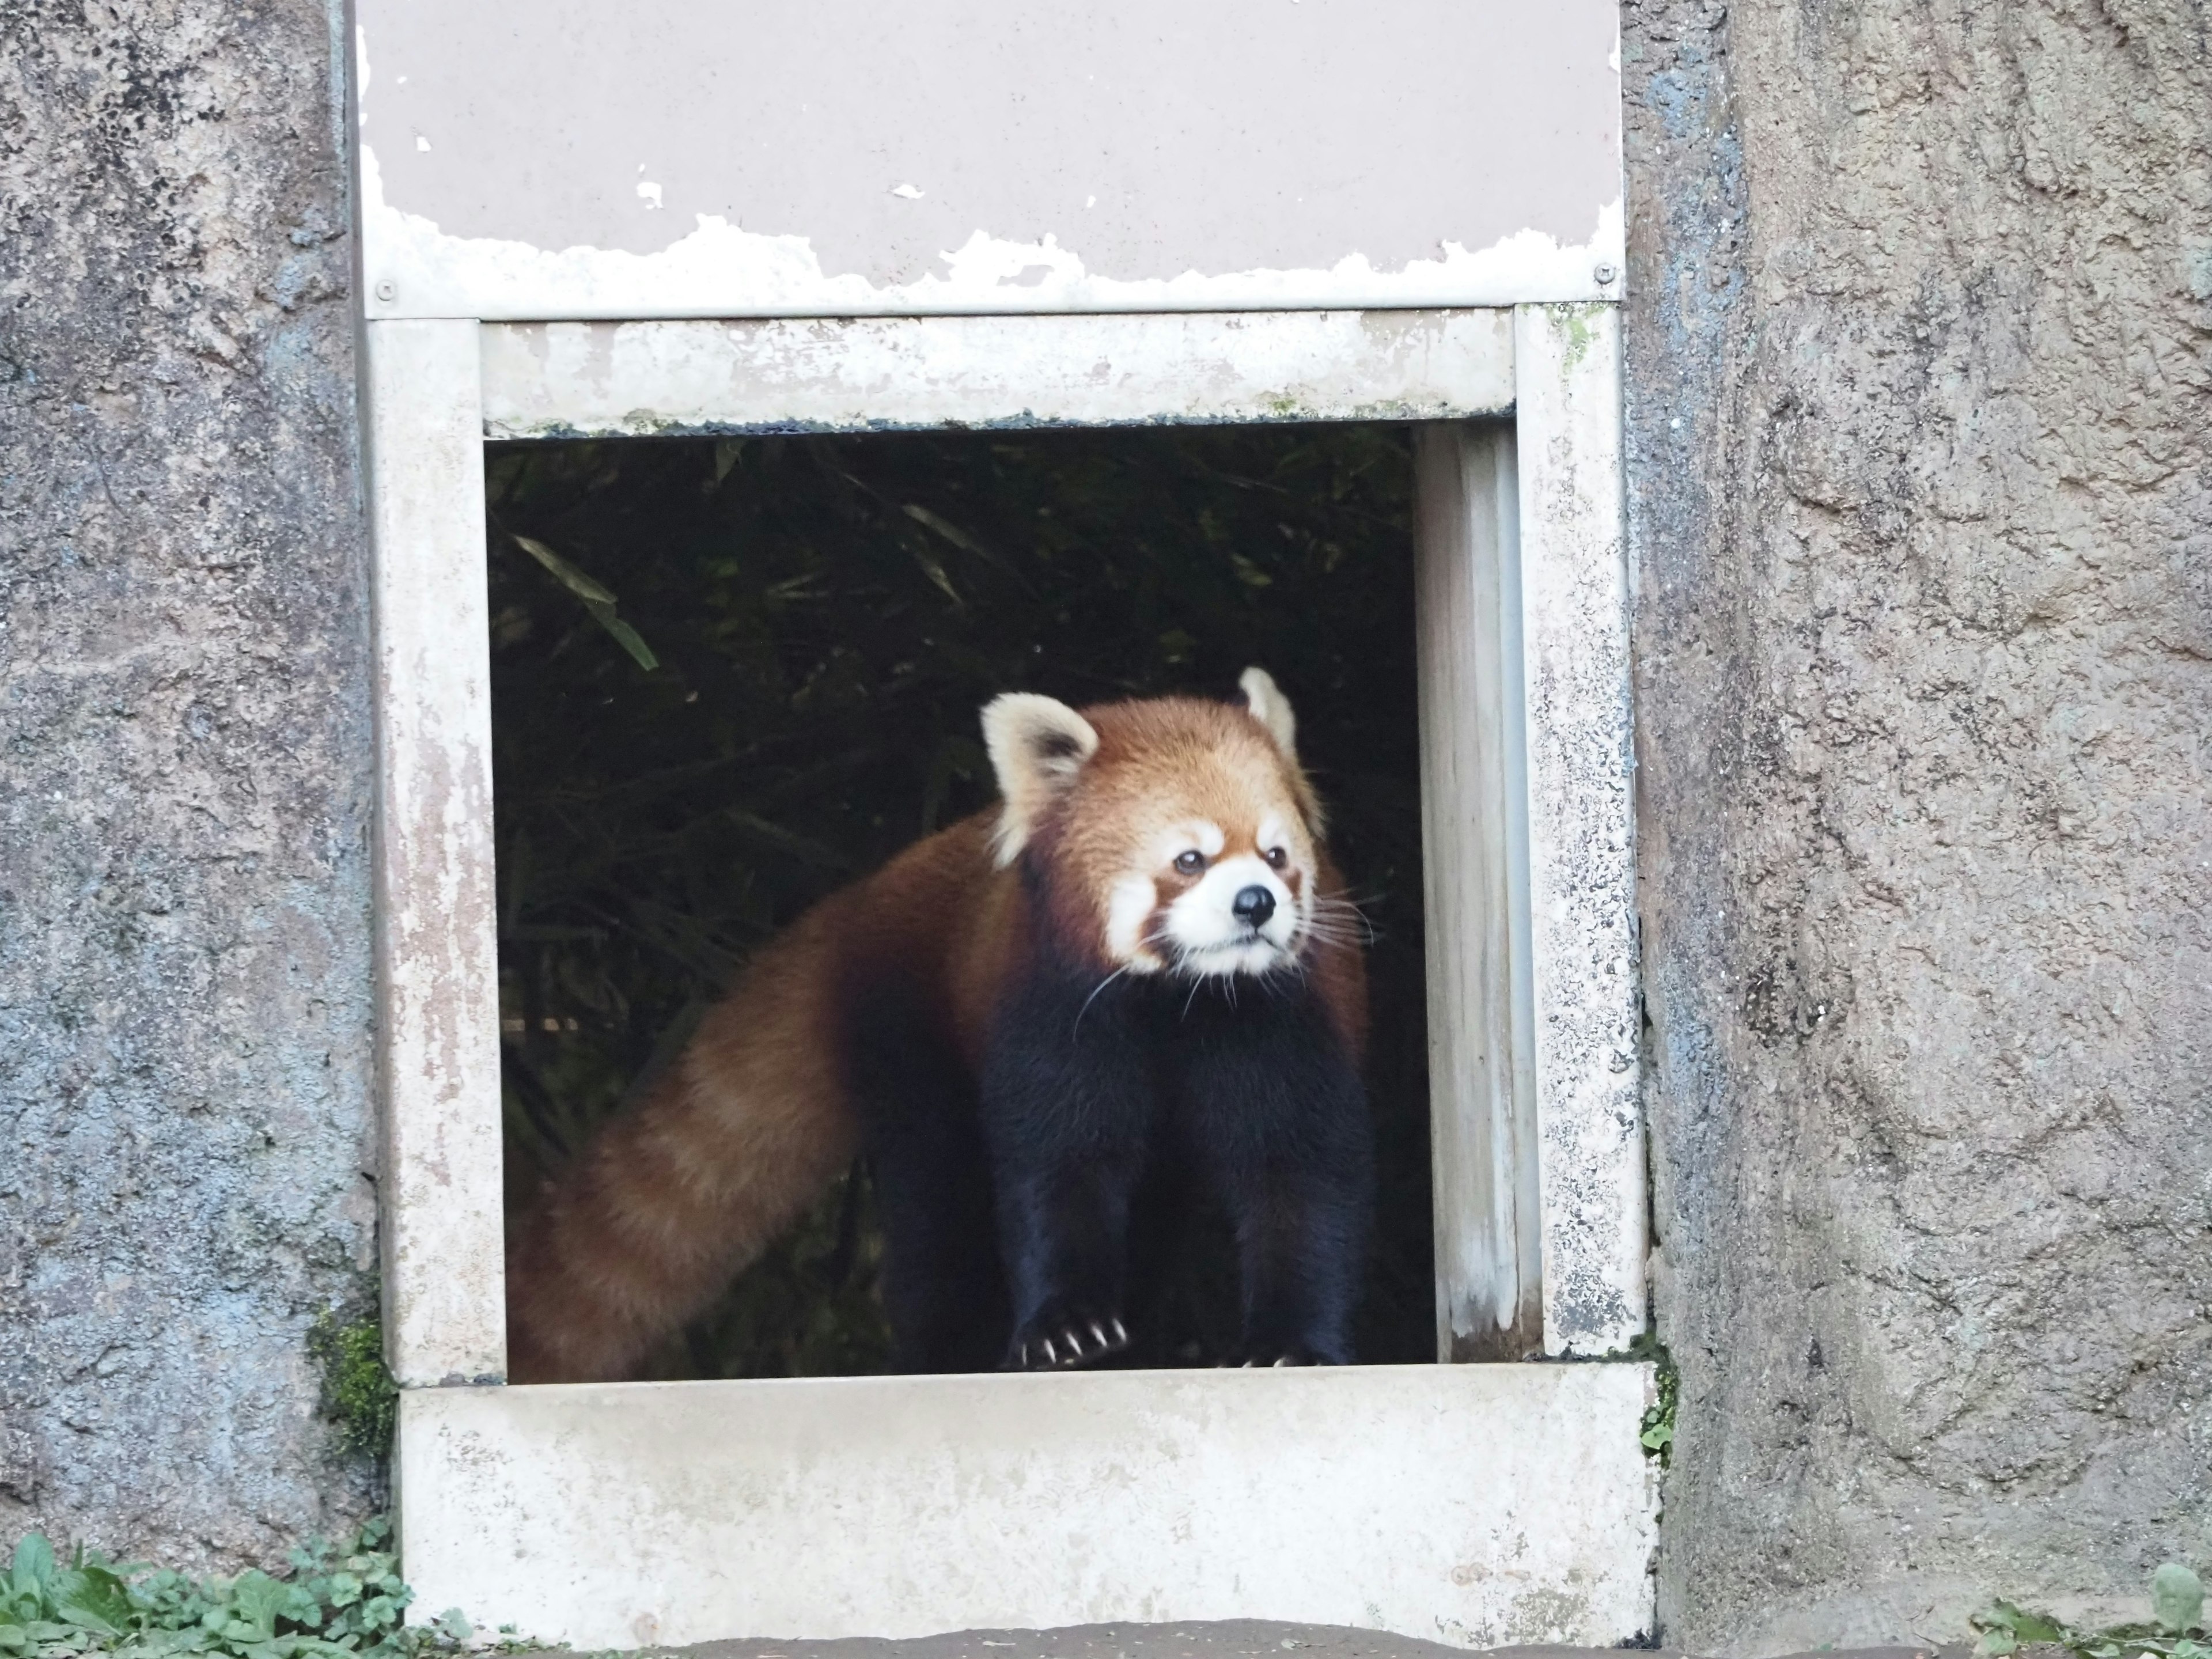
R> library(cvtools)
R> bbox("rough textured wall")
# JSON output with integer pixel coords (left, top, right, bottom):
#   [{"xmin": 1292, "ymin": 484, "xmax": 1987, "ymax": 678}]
[
  {"xmin": 0, "ymin": 0, "xmax": 378, "ymax": 1563},
  {"xmin": 1623, "ymin": 0, "xmax": 2212, "ymax": 1649}
]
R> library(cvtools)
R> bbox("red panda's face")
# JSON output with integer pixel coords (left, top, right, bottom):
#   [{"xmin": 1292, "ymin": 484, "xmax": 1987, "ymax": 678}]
[{"xmin": 982, "ymin": 669, "xmax": 1327, "ymax": 979}]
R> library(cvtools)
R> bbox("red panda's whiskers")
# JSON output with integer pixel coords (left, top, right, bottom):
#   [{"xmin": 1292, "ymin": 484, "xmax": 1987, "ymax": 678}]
[
  {"xmin": 1072, "ymin": 964, "xmax": 1136, "ymax": 1039},
  {"xmin": 1305, "ymin": 899, "xmax": 1377, "ymax": 946}
]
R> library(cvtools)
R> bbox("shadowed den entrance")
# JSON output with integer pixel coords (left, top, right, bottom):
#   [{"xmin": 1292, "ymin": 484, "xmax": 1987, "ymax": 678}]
[{"xmin": 484, "ymin": 425, "xmax": 1434, "ymax": 1377}]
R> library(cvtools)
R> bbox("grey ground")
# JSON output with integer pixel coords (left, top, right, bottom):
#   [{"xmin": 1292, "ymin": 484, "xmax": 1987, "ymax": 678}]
[
  {"xmin": 635, "ymin": 1626, "xmax": 1957, "ymax": 1659},
  {"xmin": 3, "ymin": 0, "xmax": 2208, "ymax": 1649}
]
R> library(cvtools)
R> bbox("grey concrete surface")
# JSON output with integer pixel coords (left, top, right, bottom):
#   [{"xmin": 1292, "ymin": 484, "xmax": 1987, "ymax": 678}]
[
  {"xmin": 0, "ymin": 0, "xmax": 380, "ymax": 1564},
  {"xmin": 1620, "ymin": 0, "xmax": 2212, "ymax": 1649},
  {"xmin": 645, "ymin": 1625, "xmax": 1955, "ymax": 1659}
]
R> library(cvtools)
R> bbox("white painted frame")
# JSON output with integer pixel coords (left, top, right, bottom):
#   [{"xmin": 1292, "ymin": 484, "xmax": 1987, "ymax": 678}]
[{"xmin": 363, "ymin": 305, "xmax": 1647, "ymax": 1650}]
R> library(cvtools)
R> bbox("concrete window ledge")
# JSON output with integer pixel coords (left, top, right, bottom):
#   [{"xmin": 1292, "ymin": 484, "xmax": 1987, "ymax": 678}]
[{"xmin": 397, "ymin": 1366, "xmax": 1657, "ymax": 1650}]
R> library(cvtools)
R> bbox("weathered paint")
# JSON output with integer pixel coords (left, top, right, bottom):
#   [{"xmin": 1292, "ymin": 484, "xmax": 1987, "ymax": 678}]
[
  {"xmin": 363, "ymin": 320, "xmax": 507, "ymax": 1387},
  {"xmin": 1413, "ymin": 424, "xmax": 1545, "ymax": 1362},
  {"xmin": 1512, "ymin": 304, "xmax": 1645, "ymax": 1355},
  {"xmin": 480, "ymin": 310, "xmax": 1516, "ymax": 440},
  {"xmin": 373, "ymin": 304, "xmax": 1650, "ymax": 1631},
  {"xmin": 351, "ymin": 1, "xmax": 1624, "ymax": 320},
  {"xmin": 397, "ymin": 1365, "xmax": 1658, "ymax": 1649}
]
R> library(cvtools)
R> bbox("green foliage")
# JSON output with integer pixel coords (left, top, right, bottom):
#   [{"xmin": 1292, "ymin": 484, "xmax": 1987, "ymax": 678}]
[
  {"xmin": 508, "ymin": 533, "xmax": 658, "ymax": 672},
  {"xmin": 307, "ymin": 1315, "xmax": 397, "ymax": 1462},
  {"xmin": 1630, "ymin": 1332, "xmax": 1678, "ymax": 1468},
  {"xmin": 1973, "ymin": 1564, "xmax": 2208, "ymax": 1659},
  {"xmin": 487, "ymin": 425, "xmax": 1434, "ymax": 1373},
  {"xmin": 2156, "ymin": 1567, "xmax": 2207, "ymax": 1637},
  {"xmin": 0, "ymin": 1520, "xmax": 472, "ymax": 1659}
]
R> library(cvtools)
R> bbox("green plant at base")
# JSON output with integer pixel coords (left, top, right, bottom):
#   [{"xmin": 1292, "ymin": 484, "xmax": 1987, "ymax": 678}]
[
  {"xmin": 1628, "ymin": 1332, "xmax": 1677, "ymax": 1469},
  {"xmin": 2156, "ymin": 1567, "xmax": 2208, "ymax": 1638},
  {"xmin": 308, "ymin": 1314, "xmax": 398, "ymax": 1462},
  {"xmin": 0, "ymin": 1519, "xmax": 476, "ymax": 1659},
  {"xmin": 1973, "ymin": 1562, "xmax": 2207, "ymax": 1659}
]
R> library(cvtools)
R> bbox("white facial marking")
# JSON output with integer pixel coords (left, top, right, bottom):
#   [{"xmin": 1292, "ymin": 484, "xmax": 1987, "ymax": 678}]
[
  {"xmin": 1106, "ymin": 876, "xmax": 1165, "ymax": 972},
  {"xmin": 1162, "ymin": 851, "xmax": 1300, "ymax": 978}
]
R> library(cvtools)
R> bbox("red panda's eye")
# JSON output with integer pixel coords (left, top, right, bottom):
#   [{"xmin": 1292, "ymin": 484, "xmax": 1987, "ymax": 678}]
[
  {"xmin": 1264, "ymin": 846, "xmax": 1289, "ymax": 870},
  {"xmin": 1173, "ymin": 850, "xmax": 1206, "ymax": 876}
]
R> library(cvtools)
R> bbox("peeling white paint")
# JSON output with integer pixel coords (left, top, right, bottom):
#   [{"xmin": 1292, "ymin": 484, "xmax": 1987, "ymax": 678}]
[
  {"xmin": 354, "ymin": 1, "xmax": 1623, "ymax": 319},
  {"xmin": 375, "ymin": 150, "xmax": 1619, "ymax": 320},
  {"xmin": 357, "ymin": 141, "xmax": 1624, "ymax": 321},
  {"xmin": 399, "ymin": 1365, "xmax": 1658, "ymax": 1649}
]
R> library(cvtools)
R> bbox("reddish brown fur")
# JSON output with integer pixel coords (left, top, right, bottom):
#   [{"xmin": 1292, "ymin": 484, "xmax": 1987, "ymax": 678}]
[{"xmin": 504, "ymin": 695, "xmax": 1365, "ymax": 1384}]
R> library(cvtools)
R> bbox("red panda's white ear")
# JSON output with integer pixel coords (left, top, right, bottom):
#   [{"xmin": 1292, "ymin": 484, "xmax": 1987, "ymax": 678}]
[
  {"xmin": 981, "ymin": 692, "xmax": 1099, "ymax": 866},
  {"xmin": 1238, "ymin": 666, "xmax": 1298, "ymax": 760}
]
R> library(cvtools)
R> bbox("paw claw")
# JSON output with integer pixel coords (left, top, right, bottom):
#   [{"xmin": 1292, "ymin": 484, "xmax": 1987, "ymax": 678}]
[{"xmin": 1010, "ymin": 1306, "xmax": 1131, "ymax": 1370}]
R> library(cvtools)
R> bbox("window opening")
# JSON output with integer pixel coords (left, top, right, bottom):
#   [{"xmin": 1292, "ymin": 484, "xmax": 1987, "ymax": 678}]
[{"xmin": 485, "ymin": 424, "xmax": 1434, "ymax": 1378}]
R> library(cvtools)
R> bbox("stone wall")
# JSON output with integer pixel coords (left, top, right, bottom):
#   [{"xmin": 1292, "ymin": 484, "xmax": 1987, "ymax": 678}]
[
  {"xmin": 1622, "ymin": 0, "xmax": 2212, "ymax": 1647},
  {"xmin": 0, "ymin": 0, "xmax": 379, "ymax": 1566}
]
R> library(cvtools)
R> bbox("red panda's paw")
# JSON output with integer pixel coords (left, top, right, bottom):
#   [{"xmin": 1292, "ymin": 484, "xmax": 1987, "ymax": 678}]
[
  {"xmin": 1233, "ymin": 1342, "xmax": 1344, "ymax": 1367},
  {"xmin": 1006, "ymin": 1306, "xmax": 1131, "ymax": 1371}
]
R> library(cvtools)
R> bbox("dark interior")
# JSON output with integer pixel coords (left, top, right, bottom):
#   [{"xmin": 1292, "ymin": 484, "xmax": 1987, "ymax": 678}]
[{"xmin": 486, "ymin": 423, "xmax": 1433, "ymax": 1376}]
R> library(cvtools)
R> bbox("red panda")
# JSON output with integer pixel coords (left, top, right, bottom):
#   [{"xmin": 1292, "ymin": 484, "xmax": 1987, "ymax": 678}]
[{"xmin": 505, "ymin": 668, "xmax": 1372, "ymax": 1382}]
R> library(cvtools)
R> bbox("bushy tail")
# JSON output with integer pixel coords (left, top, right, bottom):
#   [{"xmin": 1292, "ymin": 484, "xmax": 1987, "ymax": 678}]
[{"xmin": 503, "ymin": 910, "xmax": 859, "ymax": 1382}]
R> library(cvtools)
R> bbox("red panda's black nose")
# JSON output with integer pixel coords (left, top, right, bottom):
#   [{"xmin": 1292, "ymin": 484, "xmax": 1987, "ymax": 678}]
[{"xmin": 1232, "ymin": 885, "xmax": 1277, "ymax": 929}]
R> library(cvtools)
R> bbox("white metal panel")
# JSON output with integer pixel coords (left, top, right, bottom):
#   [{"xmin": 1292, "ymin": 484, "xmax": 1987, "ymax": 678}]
[
  {"xmin": 1413, "ymin": 425, "xmax": 1543, "ymax": 1362},
  {"xmin": 364, "ymin": 319, "xmax": 507, "ymax": 1386},
  {"xmin": 480, "ymin": 310, "xmax": 1516, "ymax": 439},
  {"xmin": 351, "ymin": 1, "xmax": 1623, "ymax": 320},
  {"xmin": 1511, "ymin": 305, "xmax": 1645, "ymax": 1355},
  {"xmin": 397, "ymin": 1365, "xmax": 1657, "ymax": 1650}
]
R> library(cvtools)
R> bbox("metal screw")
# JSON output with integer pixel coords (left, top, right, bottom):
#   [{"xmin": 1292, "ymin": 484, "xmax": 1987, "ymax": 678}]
[
  {"xmin": 374, "ymin": 278, "xmax": 397, "ymax": 302},
  {"xmin": 1593, "ymin": 263, "xmax": 1619, "ymax": 286}
]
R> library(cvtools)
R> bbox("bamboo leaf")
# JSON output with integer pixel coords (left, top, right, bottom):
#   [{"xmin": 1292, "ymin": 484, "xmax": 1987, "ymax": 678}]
[
  {"xmin": 901, "ymin": 503, "xmax": 987, "ymax": 558},
  {"xmin": 582, "ymin": 600, "xmax": 660, "ymax": 672},
  {"xmin": 507, "ymin": 534, "xmax": 659, "ymax": 671},
  {"xmin": 908, "ymin": 545, "xmax": 962, "ymax": 607},
  {"xmin": 510, "ymin": 533, "xmax": 615, "ymax": 604},
  {"xmin": 903, "ymin": 502, "xmax": 1030, "ymax": 586}
]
